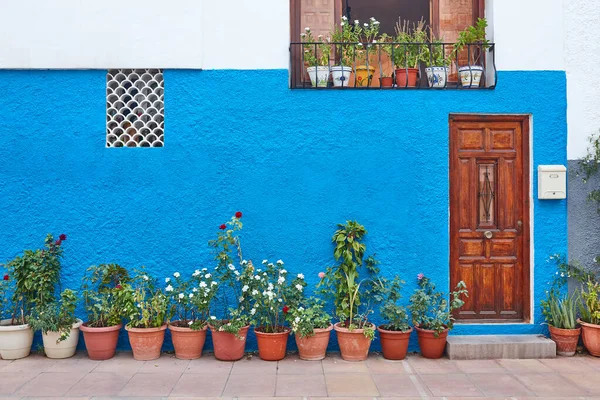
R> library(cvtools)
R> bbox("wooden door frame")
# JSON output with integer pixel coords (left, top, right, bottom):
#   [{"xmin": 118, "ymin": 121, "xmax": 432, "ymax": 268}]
[{"xmin": 449, "ymin": 114, "xmax": 531, "ymax": 323}]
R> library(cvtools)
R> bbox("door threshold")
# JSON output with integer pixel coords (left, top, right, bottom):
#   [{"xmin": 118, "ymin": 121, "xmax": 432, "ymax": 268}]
[{"xmin": 455, "ymin": 319, "xmax": 528, "ymax": 324}]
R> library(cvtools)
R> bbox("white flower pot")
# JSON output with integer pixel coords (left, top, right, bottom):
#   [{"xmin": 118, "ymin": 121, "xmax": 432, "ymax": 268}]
[
  {"xmin": 426, "ymin": 66, "xmax": 450, "ymax": 88},
  {"xmin": 458, "ymin": 65, "xmax": 484, "ymax": 88},
  {"xmin": 331, "ymin": 66, "xmax": 352, "ymax": 87},
  {"xmin": 306, "ymin": 66, "xmax": 330, "ymax": 88},
  {"xmin": 42, "ymin": 319, "xmax": 83, "ymax": 359},
  {"xmin": 0, "ymin": 319, "xmax": 33, "ymax": 360}
]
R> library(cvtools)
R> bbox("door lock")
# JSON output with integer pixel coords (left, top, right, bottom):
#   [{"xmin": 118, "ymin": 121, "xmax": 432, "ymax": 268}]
[{"xmin": 484, "ymin": 231, "xmax": 493, "ymax": 239}]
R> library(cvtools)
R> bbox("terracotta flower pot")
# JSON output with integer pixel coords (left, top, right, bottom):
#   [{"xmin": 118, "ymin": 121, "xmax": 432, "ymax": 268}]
[
  {"xmin": 168, "ymin": 322, "xmax": 207, "ymax": 360},
  {"xmin": 379, "ymin": 76, "xmax": 394, "ymax": 88},
  {"xmin": 548, "ymin": 324, "xmax": 581, "ymax": 357},
  {"xmin": 395, "ymin": 68, "xmax": 419, "ymax": 87},
  {"xmin": 578, "ymin": 319, "xmax": 600, "ymax": 357},
  {"xmin": 333, "ymin": 322, "xmax": 373, "ymax": 361},
  {"xmin": 255, "ymin": 327, "xmax": 291, "ymax": 361},
  {"xmin": 126, "ymin": 324, "xmax": 167, "ymax": 361},
  {"xmin": 209, "ymin": 324, "xmax": 249, "ymax": 361},
  {"xmin": 378, "ymin": 326, "xmax": 413, "ymax": 360},
  {"xmin": 42, "ymin": 319, "xmax": 83, "ymax": 359},
  {"xmin": 295, "ymin": 324, "xmax": 333, "ymax": 361},
  {"xmin": 0, "ymin": 319, "xmax": 33, "ymax": 360},
  {"xmin": 80, "ymin": 322, "xmax": 122, "ymax": 360},
  {"xmin": 415, "ymin": 325, "xmax": 448, "ymax": 359}
]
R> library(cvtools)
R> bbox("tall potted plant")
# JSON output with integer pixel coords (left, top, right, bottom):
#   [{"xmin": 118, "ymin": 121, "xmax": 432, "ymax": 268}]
[
  {"xmin": 318, "ymin": 221, "xmax": 381, "ymax": 361},
  {"xmin": 166, "ymin": 268, "xmax": 217, "ymax": 359},
  {"xmin": 579, "ymin": 279, "xmax": 600, "ymax": 356},
  {"xmin": 424, "ymin": 34, "xmax": 450, "ymax": 88},
  {"xmin": 289, "ymin": 295, "xmax": 332, "ymax": 361},
  {"xmin": 377, "ymin": 276, "xmax": 412, "ymax": 360},
  {"xmin": 452, "ymin": 18, "xmax": 490, "ymax": 88},
  {"xmin": 394, "ymin": 18, "xmax": 428, "ymax": 88},
  {"xmin": 1, "ymin": 234, "xmax": 66, "ymax": 359},
  {"xmin": 377, "ymin": 33, "xmax": 394, "ymax": 87},
  {"xmin": 408, "ymin": 274, "xmax": 468, "ymax": 359},
  {"xmin": 302, "ymin": 28, "xmax": 331, "ymax": 88},
  {"xmin": 80, "ymin": 263, "xmax": 130, "ymax": 360},
  {"xmin": 123, "ymin": 271, "xmax": 169, "ymax": 361},
  {"xmin": 208, "ymin": 212, "xmax": 251, "ymax": 361},
  {"xmin": 330, "ymin": 16, "xmax": 354, "ymax": 87},
  {"xmin": 353, "ymin": 18, "xmax": 380, "ymax": 87}
]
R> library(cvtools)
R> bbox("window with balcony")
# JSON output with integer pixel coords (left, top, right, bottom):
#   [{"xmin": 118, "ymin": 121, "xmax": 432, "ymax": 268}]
[{"xmin": 289, "ymin": 0, "xmax": 495, "ymax": 89}]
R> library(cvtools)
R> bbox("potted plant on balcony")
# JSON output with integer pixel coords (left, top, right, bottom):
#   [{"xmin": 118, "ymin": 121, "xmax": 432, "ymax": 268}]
[
  {"xmin": 579, "ymin": 279, "xmax": 600, "ymax": 356},
  {"xmin": 318, "ymin": 221, "xmax": 382, "ymax": 361},
  {"xmin": 80, "ymin": 263, "xmax": 130, "ymax": 360},
  {"xmin": 289, "ymin": 296, "xmax": 332, "ymax": 361},
  {"xmin": 394, "ymin": 18, "xmax": 428, "ymax": 88},
  {"xmin": 123, "ymin": 271, "xmax": 169, "ymax": 361},
  {"xmin": 207, "ymin": 212, "xmax": 252, "ymax": 361},
  {"xmin": 330, "ymin": 16, "xmax": 354, "ymax": 87},
  {"xmin": 30, "ymin": 289, "xmax": 82, "ymax": 359},
  {"xmin": 408, "ymin": 274, "xmax": 468, "ymax": 359},
  {"xmin": 166, "ymin": 268, "xmax": 217, "ymax": 360},
  {"xmin": 1, "ymin": 234, "xmax": 67, "ymax": 360},
  {"xmin": 424, "ymin": 35, "xmax": 450, "ymax": 88},
  {"xmin": 354, "ymin": 17, "xmax": 380, "ymax": 87},
  {"xmin": 377, "ymin": 33, "xmax": 394, "ymax": 87},
  {"xmin": 452, "ymin": 18, "xmax": 490, "ymax": 88},
  {"xmin": 377, "ymin": 276, "xmax": 412, "ymax": 360},
  {"xmin": 302, "ymin": 28, "xmax": 331, "ymax": 88}
]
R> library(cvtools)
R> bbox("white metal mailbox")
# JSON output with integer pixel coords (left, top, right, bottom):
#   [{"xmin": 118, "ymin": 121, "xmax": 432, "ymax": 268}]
[{"xmin": 538, "ymin": 165, "xmax": 567, "ymax": 199}]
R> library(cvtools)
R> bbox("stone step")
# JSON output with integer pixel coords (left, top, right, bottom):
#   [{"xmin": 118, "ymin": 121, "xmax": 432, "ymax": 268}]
[{"xmin": 446, "ymin": 334, "xmax": 556, "ymax": 360}]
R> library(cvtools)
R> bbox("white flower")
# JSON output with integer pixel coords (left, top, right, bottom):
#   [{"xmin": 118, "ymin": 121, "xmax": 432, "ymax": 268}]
[
  {"xmin": 188, "ymin": 320, "xmax": 193, "ymax": 325},
  {"xmin": 268, "ymin": 283, "xmax": 274, "ymax": 290},
  {"xmin": 242, "ymin": 285, "xmax": 249, "ymax": 292},
  {"xmin": 178, "ymin": 293, "xmax": 184, "ymax": 299},
  {"xmin": 298, "ymin": 307, "xmax": 305, "ymax": 312},
  {"xmin": 239, "ymin": 296, "xmax": 245, "ymax": 302},
  {"xmin": 210, "ymin": 316, "xmax": 217, "ymax": 320},
  {"xmin": 252, "ymin": 289, "xmax": 259, "ymax": 295},
  {"xmin": 305, "ymin": 27, "xmax": 310, "ymax": 31},
  {"xmin": 202, "ymin": 268, "xmax": 207, "ymax": 271},
  {"xmin": 295, "ymin": 284, "xmax": 303, "ymax": 292},
  {"xmin": 137, "ymin": 303, "xmax": 142, "ymax": 308},
  {"xmin": 200, "ymin": 281, "xmax": 207, "ymax": 288},
  {"xmin": 192, "ymin": 287, "xmax": 198, "ymax": 292},
  {"xmin": 354, "ymin": 19, "xmax": 359, "ymax": 24},
  {"xmin": 295, "ymin": 317, "xmax": 301, "ymax": 323},
  {"xmin": 268, "ymin": 263, "xmax": 274, "ymax": 267},
  {"xmin": 342, "ymin": 15, "xmax": 348, "ymax": 20},
  {"xmin": 373, "ymin": 40, "xmax": 377, "ymax": 43},
  {"xmin": 241, "ymin": 260, "xmax": 248, "ymax": 265},
  {"xmin": 297, "ymin": 273, "xmax": 305, "ymax": 279},
  {"xmin": 165, "ymin": 277, "xmax": 171, "ymax": 283},
  {"xmin": 205, "ymin": 273, "xmax": 211, "ymax": 278},
  {"xmin": 192, "ymin": 270, "xmax": 200, "ymax": 276},
  {"xmin": 234, "ymin": 271, "xmax": 240, "ymax": 276},
  {"xmin": 142, "ymin": 275, "xmax": 149, "ymax": 281},
  {"xmin": 278, "ymin": 298, "xmax": 283, "ymax": 302},
  {"xmin": 561, "ymin": 273, "xmax": 565, "ymax": 277},
  {"xmin": 255, "ymin": 275, "xmax": 261, "ymax": 280},
  {"xmin": 166, "ymin": 285, "xmax": 174, "ymax": 292},
  {"xmin": 374, "ymin": 21, "xmax": 380, "ymax": 25},
  {"xmin": 228, "ymin": 264, "xmax": 236, "ymax": 271},
  {"xmin": 277, "ymin": 259, "xmax": 284, "ymax": 265},
  {"xmin": 364, "ymin": 23, "xmax": 368, "ymax": 27},
  {"xmin": 280, "ymin": 269, "xmax": 287, "ymax": 274},
  {"xmin": 174, "ymin": 272, "xmax": 180, "ymax": 278},
  {"xmin": 340, "ymin": 22, "xmax": 345, "ymax": 26},
  {"xmin": 278, "ymin": 276, "xmax": 285, "ymax": 284},
  {"xmin": 250, "ymin": 308, "xmax": 256, "ymax": 315},
  {"xmin": 357, "ymin": 43, "xmax": 363, "ymax": 46},
  {"xmin": 370, "ymin": 16, "xmax": 375, "ymax": 21},
  {"xmin": 211, "ymin": 281, "xmax": 218, "ymax": 286},
  {"xmin": 189, "ymin": 293, "xmax": 194, "ymax": 298}
]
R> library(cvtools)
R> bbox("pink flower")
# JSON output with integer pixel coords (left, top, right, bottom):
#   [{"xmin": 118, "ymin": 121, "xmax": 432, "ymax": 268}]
[
  {"xmin": 318, "ymin": 272, "xmax": 326, "ymax": 279},
  {"xmin": 417, "ymin": 273, "xmax": 424, "ymax": 280}
]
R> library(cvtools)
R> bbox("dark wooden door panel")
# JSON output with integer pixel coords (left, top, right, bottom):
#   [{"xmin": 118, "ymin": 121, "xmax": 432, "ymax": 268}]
[{"xmin": 450, "ymin": 115, "xmax": 530, "ymax": 322}]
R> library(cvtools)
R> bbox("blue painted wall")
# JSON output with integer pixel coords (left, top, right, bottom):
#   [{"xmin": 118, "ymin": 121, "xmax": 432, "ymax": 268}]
[{"xmin": 0, "ymin": 69, "xmax": 567, "ymax": 352}]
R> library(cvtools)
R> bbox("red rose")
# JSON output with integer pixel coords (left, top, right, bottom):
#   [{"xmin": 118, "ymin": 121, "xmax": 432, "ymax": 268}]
[
  {"xmin": 235, "ymin": 211, "xmax": 242, "ymax": 219},
  {"xmin": 116, "ymin": 284, "xmax": 122, "ymax": 289},
  {"xmin": 55, "ymin": 239, "xmax": 62, "ymax": 246},
  {"xmin": 219, "ymin": 224, "xmax": 227, "ymax": 230},
  {"xmin": 59, "ymin": 234, "xmax": 67, "ymax": 241},
  {"xmin": 282, "ymin": 306, "xmax": 289, "ymax": 314},
  {"xmin": 3, "ymin": 275, "xmax": 8, "ymax": 281}
]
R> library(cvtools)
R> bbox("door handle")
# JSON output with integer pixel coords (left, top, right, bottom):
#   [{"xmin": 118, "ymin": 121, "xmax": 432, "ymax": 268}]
[{"xmin": 484, "ymin": 231, "xmax": 493, "ymax": 239}]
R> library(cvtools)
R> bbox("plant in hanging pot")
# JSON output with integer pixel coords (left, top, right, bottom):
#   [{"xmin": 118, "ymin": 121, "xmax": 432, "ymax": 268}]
[
  {"xmin": 302, "ymin": 28, "xmax": 331, "ymax": 88},
  {"xmin": 377, "ymin": 276, "xmax": 412, "ymax": 360},
  {"xmin": 207, "ymin": 212, "xmax": 252, "ymax": 361},
  {"xmin": 317, "ymin": 221, "xmax": 382, "ymax": 361},
  {"xmin": 451, "ymin": 18, "xmax": 490, "ymax": 88},
  {"xmin": 123, "ymin": 271, "xmax": 169, "ymax": 361},
  {"xmin": 30, "ymin": 289, "xmax": 82, "ymax": 359},
  {"xmin": 80, "ymin": 263, "xmax": 130, "ymax": 360},
  {"xmin": 578, "ymin": 279, "xmax": 600, "ymax": 357},
  {"xmin": 393, "ymin": 18, "xmax": 428, "ymax": 88},
  {"xmin": 1, "ymin": 234, "xmax": 66, "ymax": 359},
  {"xmin": 289, "ymin": 296, "xmax": 332, "ymax": 361},
  {"xmin": 165, "ymin": 268, "xmax": 217, "ymax": 360},
  {"xmin": 408, "ymin": 274, "xmax": 468, "ymax": 359}
]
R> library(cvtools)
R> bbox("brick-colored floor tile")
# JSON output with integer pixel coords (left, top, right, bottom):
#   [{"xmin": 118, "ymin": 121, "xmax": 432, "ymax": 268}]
[
  {"xmin": 92, "ymin": 352, "xmax": 145, "ymax": 374},
  {"xmin": 468, "ymin": 373, "xmax": 533, "ymax": 397},
  {"xmin": 169, "ymin": 397, "xmax": 232, "ymax": 400},
  {"xmin": 325, "ymin": 373, "xmax": 379, "ymax": 397},
  {"xmin": 420, "ymin": 373, "xmax": 483, "ymax": 397},
  {"xmin": 515, "ymin": 373, "xmax": 588, "ymax": 397},
  {"xmin": 185, "ymin": 356, "xmax": 233, "ymax": 374},
  {"xmin": 496, "ymin": 358, "xmax": 553, "ymax": 373},
  {"xmin": 0, "ymin": 372, "xmax": 39, "ymax": 396},
  {"xmin": 562, "ymin": 373, "xmax": 600, "ymax": 394},
  {"xmin": 321, "ymin": 355, "xmax": 369, "ymax": 373},
  {"xmin": 577, "ymin": 354, "xmax": 600, "ymax": 371},
  {"xmin": 222, "ymin": 374, "xmax": 276, "ymax": 397},
  {"xmin": 453, "ymin": 360, "xmax": 507, "ymax": 374},
  {"xmin": 372, "ymin": 374, "xmax": 425, "ymax": 397},
  {"xmin": 276, "ymin": 374, "xmax": 328, "ymax": 397},
  {"xmin": 0, "ymin": 354, "xmax": 57, "ymax": 373},
  {"xmin": 16, "ymin": 372, "xmax": 86, "ymax": 397},
  {"xmin": 67, "ymin": 372, "xmax": 132, "ymax": 396},
  {"xmin": 138, "ymin": 356, "xmax": 190, "ymax": 374},
  {"xmin": 230, "ymin": 356, "xmax": 278, "ymax": 375},
  {"xmin": 118, "ymin": 372, "xmax": 181, "ymax": 397},
  {"xmin": 50, "ymin": 356, "xmax": 101, "ymax": 373},
  {"xmin": 366, "ymin": 356, "xmax": 411, "ymax": 374},
  {"xmin": 407, "ymin": 356, "xmax": 458, "ymax": 375},
  {"xmin": 540, "ymin": 357, "xmax": 590, "ymax": 373},
  {"xmin": 277, "ymin": 354, "xmax": 324, "ymax": 374},
  {"xmin": 238, "ymin": 398, "xmax": 301, "ymax": 400},
  {"xmin": 170, "ymin": 373, "xmax": 228, "ymax": 397}
]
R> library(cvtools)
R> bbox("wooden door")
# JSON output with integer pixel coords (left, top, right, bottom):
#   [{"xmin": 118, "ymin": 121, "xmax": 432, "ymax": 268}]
[{"xmin": 450, "ymin": 115, "xmax": 530, "ymax": 322}]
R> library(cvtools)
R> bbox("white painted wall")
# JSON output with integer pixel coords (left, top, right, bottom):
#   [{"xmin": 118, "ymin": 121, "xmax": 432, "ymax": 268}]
[{"xmin": 565, "ymin": 0, "xmax": 600, "ymax": 159}]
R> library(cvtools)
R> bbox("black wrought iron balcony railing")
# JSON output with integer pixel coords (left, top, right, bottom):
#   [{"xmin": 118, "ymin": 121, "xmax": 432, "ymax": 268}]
[{"xmin": 289, "ymin": 42, "xmax": 496, "ymax": 90}]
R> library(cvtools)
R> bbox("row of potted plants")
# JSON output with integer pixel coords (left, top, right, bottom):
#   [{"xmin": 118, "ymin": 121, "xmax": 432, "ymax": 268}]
[
  {"xmin": 302, "ymin": 16, "xmax": 490, "ymax": 89},
  {"xmin": 0, "ymin": 214, "xmax": 469, "ymax": 362}
]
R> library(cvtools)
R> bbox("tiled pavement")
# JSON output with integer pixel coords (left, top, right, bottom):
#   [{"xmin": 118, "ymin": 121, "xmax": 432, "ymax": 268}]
[{"xmin": 1, "ymin": 352, "xmax": 600, "ymax": 399}]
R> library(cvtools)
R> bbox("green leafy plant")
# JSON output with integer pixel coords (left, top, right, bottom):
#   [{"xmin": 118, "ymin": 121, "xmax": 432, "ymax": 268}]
[
  {"xmin": 29, "ymin": 289, "xmax": 78, "ymax": 343},
  {"xmin": 546, "ymin": 291, "xmax": 579, "ymax": 329},
  {"xmin": 577, "ymin": 131, "xmax": 600, "ymax": 210},
  {"xmin": 301, "ymin": 28, "xmax": 332, "ymax": 67},
  {"xmin": 81, "ymin": 263, "xmax": 131, "ymax": 328},
  {"xmin": 393, "ymin": 18, "xmax": 429, "ymax": 69},
  {"xmin": 288, "ymin": 297, "xmax": 331, "ymax": 338},
  {"xmin": 451, "ymin": 18, "xmax": 490, "ymax": 66},
  {"xmin": 408, "ymin": 274, "xmax": 468, "ymax": 336},
  {"xmin": 165, "ymin": 269, "xmax": 218, "ymax": 330},
  {"xmin": 379, "ymin": 275, "xmax": 410, "ymax": 332},
  {"xmin": 3, "ymin": 234, "xmax": 67, "ymax": 325},
  {"xmin": 122, "ymin": 270, "xmax": 168, "ymax": 329},
  {"xmin": 580, "ymin": 279, "xmax": 600, "ymax": 325},
  {"xmin": 330, "ymin": 17, "xmax": 359, "ymax": 66}
]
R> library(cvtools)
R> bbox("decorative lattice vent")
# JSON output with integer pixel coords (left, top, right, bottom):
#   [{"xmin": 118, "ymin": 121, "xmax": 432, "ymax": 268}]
[{"xmin": 106, "ymin": 69, "xmax": 164, "ymax": 147}]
